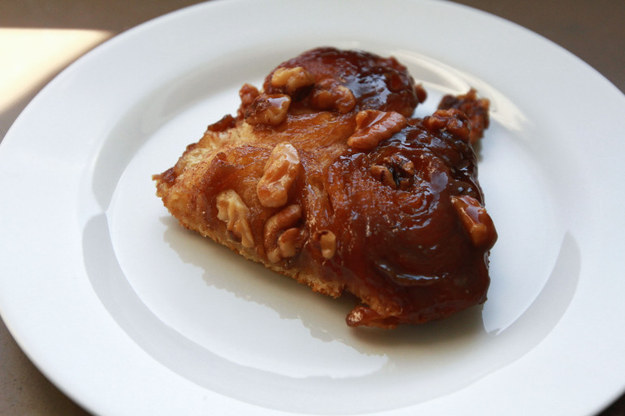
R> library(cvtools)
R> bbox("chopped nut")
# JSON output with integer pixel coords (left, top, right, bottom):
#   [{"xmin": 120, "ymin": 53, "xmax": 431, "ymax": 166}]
[
  {"xmin": 257, "ymin": 143, "xmax": 301, "ymax": 208},
  {"xmin": 314, "ymin": 230, "xmax": 337, "ymax": 259},
  {"xmin": 278, "ymin": 227, "xmax": 307, "ymax": 259},
  {"xmin": 310, "ymin": 78, "xmax": 356, "ymax": 113},
  {"xmin": 245, "ymin": 94, "xmax": 291, "ymax": 126},
  {"xmin": 388, "ymin": 154, "xmax": 414, "ymax": 175},
  {"xmin": 206, "ymin": 114, "xmax": 236, "ymax": 133},
  {"xmin": 370, "ymin": 164, "xmax": 396, "ymax": 188},
  {"xmin": 270, "ymin": 66, "xmax": 315, "ymax": 94},
  {"xmin": 415, "ymin": 83, "xmax": 427, "ymax": 104},
  {"xmin": 437, "ymin": 89, "xmax": 490, "ymax": 144},
  {"xmin": 347, "ymin": 110, "xmax": 407, "ymax": 150},
  {"xmin": 216, "ymin": 190, "xmax": 254, "ymax": 248},
  {"xmin": 264, "ymin": 204, "xmax": 303, "ymax": 263},
  {"xmin": 370, "ymin": 154, "xmax": 415, "ymax": 190},
  {"xmin": 239, "ymin": 83, "xmax": 260, "ymax": 108},
  {"xmin": 451, "ymin": 195, "xmax": 497, "ymax": 248},
  {"xmin": 422, "ymin": 108, "xmax": 471, "ymax": 142}
]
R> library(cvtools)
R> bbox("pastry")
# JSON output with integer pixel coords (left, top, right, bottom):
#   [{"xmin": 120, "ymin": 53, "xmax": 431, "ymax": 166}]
[{"xmin": 154, "ymin": 47, "xmax": 497, "ymax": 328}]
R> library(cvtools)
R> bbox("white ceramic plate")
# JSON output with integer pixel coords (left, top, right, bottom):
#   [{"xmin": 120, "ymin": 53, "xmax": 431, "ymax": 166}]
[{"xmin": 1, "ymin": 0, "xmax": 624, "ymax": 414}]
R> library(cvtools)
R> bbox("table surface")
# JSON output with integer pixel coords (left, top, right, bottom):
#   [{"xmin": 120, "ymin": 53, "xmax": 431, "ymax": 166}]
[{"xmin": 1, "ymin": 0, "xmax": 624, "ymax": 414}]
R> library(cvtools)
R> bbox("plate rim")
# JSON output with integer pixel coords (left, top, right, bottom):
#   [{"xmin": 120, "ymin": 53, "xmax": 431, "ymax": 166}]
[{"xmin": 1, "ymin": 0, "xmax": 625, "ymax": 415}]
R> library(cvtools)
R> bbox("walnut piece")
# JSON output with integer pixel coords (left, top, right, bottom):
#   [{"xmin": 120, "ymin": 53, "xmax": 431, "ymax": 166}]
[
  {"xmin": 310, "ymin": 78, "xmax": 356, "ymax": 113},
  {"xmin": 451, "ymin": 195, "xmax": 497, "ymax": 248},
  {"xmin": 257, "ymin": 143, "xmax": 301, "ymax": 208},
  {"xmin": 270, "ymin": 66, "xmax": 315, "ymax": 94},
  {"xmin": 239, "ymin": 83, "xmax": 260, "ymax": 108},
  {"xmin": 437, "ymin": 89, "xmax": 490, "ymax": 144},
  {"xmin": 245, "ymin": 94, "xmax": 291, "ymax": 126},
  {"xmin": 415, "ymin": 83, "xmax": 428, "ymax": 104},
  {"xmin": 370, "ymin": 164, "xmax": 395, "ymax": 188},
  {"xmin": 370, "ymin": 154, "xmax": 415, "ymax": 190},
  {"xmin": 347, "ymin": 110, "xmax": 407, "ymax": 150},
  {"xmin": 422, "ymin": 108, "xmax": 471, "ymax": 142},
  {"xmin": 315, "ymin": 230, "xmax": 337, "ymax": 259},
  {"xmin": 264, "ymin": 204, "xmax": 303, "ymax": 263},
  {"xmin": 277, "ymin": 227, "xmax": 307, "ymax": 259},
  {"xmin": 215, "ymin": 190, "xmax": 254, "ymax": 248}
]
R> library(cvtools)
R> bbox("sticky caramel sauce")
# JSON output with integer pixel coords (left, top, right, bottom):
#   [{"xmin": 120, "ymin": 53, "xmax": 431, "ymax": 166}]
[{"xmin": 155, "ymin": 47, "xmax": 495, "ymax": 328}]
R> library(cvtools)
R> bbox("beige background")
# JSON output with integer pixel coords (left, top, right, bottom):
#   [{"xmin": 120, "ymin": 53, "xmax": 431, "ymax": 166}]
[{"xmin": 1, "ymin": 0, "xmax": 624, "ymax": 414}]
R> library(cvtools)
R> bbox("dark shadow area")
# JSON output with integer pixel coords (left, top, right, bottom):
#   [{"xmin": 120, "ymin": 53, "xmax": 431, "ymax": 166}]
[{"xmin": 0, "ymin": 0, "xmax": 205, "ymax": 32}]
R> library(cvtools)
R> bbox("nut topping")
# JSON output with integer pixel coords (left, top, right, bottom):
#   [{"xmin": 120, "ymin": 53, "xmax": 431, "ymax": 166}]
[
  {"xmin": 370, "ymin": 164, "xmax": 396, "ymax": 188},
  {"xmin": 310, "ymin": 78, "xmax": 356, "ymax": 113},
  {"xmin": 270, "ymin": 66, "xmax": 315, "ymax": 94},
  {"xmin": 245, "ymin": 94, "xmax": 291, "ymax": 126},
  {"xmin": 437, "ymin": 89, "xmax": 490, "ymax": 144},
  {"xmin": 216, "ymin": 190, "xmax": 254, "ymax": 248},
  {"xmin": 239, "ymin": 83, "xmax": 260, "ymax": 109},
  {"xmin": 422, "ymin": 108, "xmax": 471, "ymax": 142},
  {"xmin": 277, "ymin": 227, "xmax": 307, "ymax": 259},
  {"xmin": 370, "ymin": 154, "xmax": 415, "ymax": 190},
  {"xmin": 264, "ymin": 204, "xmax": 303, "ymax": 263},
  {"xmin": 451, "ymin": 195, "xmax": 497, "ymax": 248},
  {"xmin": 347, "ymin": 110, "xmax": 407, "ymax": 150},
  {"xmin": 257, "ymin": 143, "xmax": 301, "ymax": 208},
  {"xmin": 314, "ymin": 230, "xmax": 337, "ymax": 260},
  {"xmin": 415, "ymin": 83, "xmax": 428, "ymax": 104}
]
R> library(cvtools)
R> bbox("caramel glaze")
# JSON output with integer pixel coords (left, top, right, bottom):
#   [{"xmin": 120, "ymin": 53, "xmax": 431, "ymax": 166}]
[
  {"xmin": 155, "ymin": 47, "xmax": 496, "ymax": 328},
  {"xmin": 264, "ymin": 47, "xmax": 422, "ymax": 117},
  {"xmin": 324, "ymin": 118, "xmax": 494, "ymax": 327}
]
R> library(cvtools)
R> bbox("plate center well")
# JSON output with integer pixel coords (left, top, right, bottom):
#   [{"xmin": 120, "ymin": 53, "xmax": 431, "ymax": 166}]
[{"xmin": 84, "ymin": 48, "xmax": 578, "ymax": 414}]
